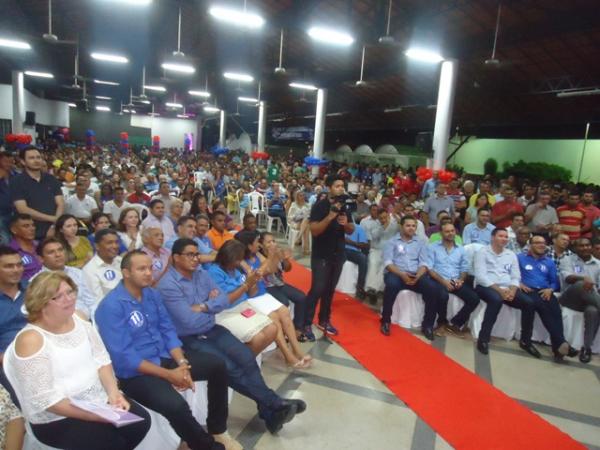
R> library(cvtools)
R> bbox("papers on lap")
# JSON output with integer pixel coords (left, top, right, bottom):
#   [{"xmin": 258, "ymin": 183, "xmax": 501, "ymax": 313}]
[{"xmin": 70, "ymin": 398, "xmax": 144, "ymax": 428}]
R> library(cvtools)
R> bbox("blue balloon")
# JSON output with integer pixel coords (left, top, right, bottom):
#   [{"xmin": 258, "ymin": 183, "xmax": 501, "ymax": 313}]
[
  {"xmin": 304, "ymin": 156, "xmax": 328, "ymax": 166},
  {"xmin": 85, "ymin": 129, "xmax": 95, "ymax": 137}
]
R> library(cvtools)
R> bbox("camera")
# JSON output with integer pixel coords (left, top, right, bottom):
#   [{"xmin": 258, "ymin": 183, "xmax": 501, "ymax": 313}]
[{"xmin": 330, "ymin": 194, "xmax": 350, "ymax": 214}]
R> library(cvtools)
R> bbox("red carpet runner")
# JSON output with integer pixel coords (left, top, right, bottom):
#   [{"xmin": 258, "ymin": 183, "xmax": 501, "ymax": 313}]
[{"xmin": 285, "ymin": 261, "xmax": 585, "ymax": 450}]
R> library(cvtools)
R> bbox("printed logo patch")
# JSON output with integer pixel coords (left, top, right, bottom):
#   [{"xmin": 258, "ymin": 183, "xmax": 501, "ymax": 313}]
[
  {"xmin": 104, "ymin": 270, "xmax": 117, "ymax": 281},
  {"xmin": 128, "ymin": 310, "xmax": 145, "ymax": 328}
]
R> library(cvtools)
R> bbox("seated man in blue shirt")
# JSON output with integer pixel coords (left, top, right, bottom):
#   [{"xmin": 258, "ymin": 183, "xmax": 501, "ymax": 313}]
[
  {"xmin": 518, "ymin": 235, "xmax": 578, "ymax": 362},
  {"xmin": 380, "ymin": 216, "xmax": 442, "ymax": 340},
  {"xmin": 425, "ymin": 223, "xmax": 480, "ymax": 337},
  {"xmin": 463, "ymin": 208, "xmax": 496, "ymax": 245},
  {"xmin": 344, "ymin": 223, "xmax": 369, "ymax": 299},
  {"xmin": 165, "ymin": 215, "xmax": 215, "ymax": 265},
  {"xmin": 265, "ymin": 182, "xmax": 288, "ymax": 232},
  {"xmin": 95, "ymin": 250, "xmax": 241, "ymax": 450},
  {"xmin": 157, "ymin": 238, "xmax": 306, "ymax": 434}
]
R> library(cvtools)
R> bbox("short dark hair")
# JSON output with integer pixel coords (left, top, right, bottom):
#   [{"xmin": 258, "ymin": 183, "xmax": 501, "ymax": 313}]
[
  {"xmin": 36, "ymin": 237, "xmax": 64, "ymax": 256},
  {"xmin": 477, "ymin": 207, "xmax": 491, "ymax": 215},
  {"xmin": 325, "ymin": 174, "xmax": 344, "ymax": 188},
  {"xmin": 18, "ymin": 146, "xmax": 39, "ymax": 160},
  {"xmin": 171, "ymin": 238, "xmax": 197, "ymax": 255},
  {"xmin": 491, "ymin": 227, "xmax": 507, "ymax": 237},
  {"xmin": 215, "ymin": 239, "xmax": 245, "ymax": 268},
  {"xmin": 0, "ymin": 246, "xmax": 19, "ymax": 258},
  {"xmin": 149, "ymin": 199, "xmax": 164, "ymax": 209},
  {"xmin": 9, "ymin": 213, "xmax": 33, "ymax": 228},
  {"xmin": 242, "ymin": 213, "xmax": 256, "ymax": 224},
  {"xmin": 159, "ymin": 181, "xmax": 170, "ymax": 188},
  {"xmin": 196, "ymin": 213, "xmax": 210, "ymax": 223},
  {"xmin": 91, "ymin": 212, "xmax": 111, "ymax": 226},
  {"xmin": 95, "ymin": 228, "xmax": 118, "ymax": 244},
  {"xmin": 400, "ymin": 215, "xmax": 416, "ymax": 226},
  {"xmin": 211, "ymin": 210, "xmax": 226, "ymax": 220},
  {"xmin": 114, "ymin": 186, "xmax": 124, "ymax": 193},
  {"xmin": 121, "ymin": 249, "xmax": 148, "ymax": 270},
  {"xmin": 436, "ymin": 210, "xmax": 450, "ymax": 218},
  {"xmin": 234, "ymin": 230, "xmax": 259, "ymax": 259},
  {"xmin": 512, "ymin": 212, "xmax": 524, "ymax": 221},
  {"xmin": 177, "ymin": 215, "xmax": 196, "ymax": 228}
]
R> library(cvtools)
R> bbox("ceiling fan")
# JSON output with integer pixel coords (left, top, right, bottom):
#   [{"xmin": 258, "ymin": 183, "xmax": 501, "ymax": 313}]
[
  {"xmin": 483, "ymin": 3, "xmax": 514, "ymax": 69},
  {"xmin": 344, "ymin": 45, "xmax": 377, "ymax": 89},
  {"xmin": 378, "ymin": 0, "xmax": 395, "ymax": 44},
  {"xmin": 42, "ymin": 0, "xmax": 77, "ymax": 45}
]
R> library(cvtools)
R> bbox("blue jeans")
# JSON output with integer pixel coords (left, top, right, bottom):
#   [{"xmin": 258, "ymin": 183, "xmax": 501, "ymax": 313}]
[
  {"xmin": 345, "ymin": 249, "xmax": 367, "ymax": 292},
  {"xmin": 181, "ymin": 325, "xmax": 282, "ymax": 421}
]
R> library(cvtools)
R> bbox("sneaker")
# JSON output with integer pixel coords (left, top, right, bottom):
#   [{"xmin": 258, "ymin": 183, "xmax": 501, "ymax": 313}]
[
  {"xmin": 317, "ymin": 322, "xmax": 339, "ymax": 336},
  {"xmin": 303, "ymin": 325, "xmax": 316, "ymax": 342},
  {"xmin": 212, "ymin": 432, "xmax": 243, "ymax": 450}
]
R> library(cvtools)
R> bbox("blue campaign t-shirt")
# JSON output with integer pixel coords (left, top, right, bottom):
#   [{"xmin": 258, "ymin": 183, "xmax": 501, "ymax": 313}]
[
  {"xmin": 207, "ymin": 264, "xmax": 248, "ymax": 307},
  {"xmin": 345, "ymin": 224, "xmax": 368, "ymax": 252}
]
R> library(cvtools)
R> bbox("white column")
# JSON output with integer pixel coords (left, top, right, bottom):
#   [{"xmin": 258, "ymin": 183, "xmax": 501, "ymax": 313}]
[
  {"xmin": 12, "ymin": 71, "xmax": 25, "ymax": 134},
  {"xmin": 219, "ymin": 110, "xmax": 226, "ymax": 148},
  {"xmin": 257, "ymin": 101, "xmax": 267, "ymax": 151},
  {"xmin": 431, "ymin": 59, "xmax": 458, "ymax": 170},
  {"xmin": 312, "ymin": 88, "xmax": 327, "ymax": 176}
]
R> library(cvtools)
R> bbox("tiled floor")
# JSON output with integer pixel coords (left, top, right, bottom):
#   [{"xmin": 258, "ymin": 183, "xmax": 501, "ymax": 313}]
[{"xmin": 221, "ymin": 242, "xmax": 600, "ymax": 450}]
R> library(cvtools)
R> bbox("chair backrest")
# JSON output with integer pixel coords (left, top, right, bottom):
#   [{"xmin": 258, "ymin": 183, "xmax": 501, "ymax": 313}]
[
  {"xmin": 463, "ymin": 243, "xmax": 484, "ymax": 275},
  {"xmin": 248, "ymin": 191, "xmax": 265, "ymax": 212}
]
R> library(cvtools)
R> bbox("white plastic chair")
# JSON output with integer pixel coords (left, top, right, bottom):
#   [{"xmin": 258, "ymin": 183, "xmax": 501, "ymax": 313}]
[
  {"xmin": 248, "ymin": 191, "xmax": 267, "ymax": 228},
  {"xmin": 335, "ymin": 261, "xmax": 359, "ymax": 295}
]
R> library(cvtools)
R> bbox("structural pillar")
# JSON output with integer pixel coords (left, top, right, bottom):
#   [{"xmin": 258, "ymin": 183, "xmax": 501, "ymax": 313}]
[
  {"xmin": 196, "ymin": 118, "xmax": 203, "ymax": 152},
  {"xmin": 431, "ymin": 59, "xmax": 458, "ymax": 170},
  {"xmin": 312, "ymin": 88, "xmax": 327, "ymax": 176},
  {"xmin": 219, "ymin": 109, "xmax": 226, "ymax": 148},
  {"xmin": 12, "ymin": 71, "xmax": 25, "ymax": 134},
  {"xmin": 257, "ymin": 101, "xmax": 267, "ymax": 151}
]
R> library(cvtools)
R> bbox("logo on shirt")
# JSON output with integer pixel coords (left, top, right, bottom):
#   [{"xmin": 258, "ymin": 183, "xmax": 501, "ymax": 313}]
[
  {"xmin": 128, "ymin": 310, "xmax": 145, "ymax": 328},
  {"xmin": 21, "ymin": 255, "xmax": 32, "ymax": 265},
  {"xmin": 524, "ymin": 264, "xmax": 533, "ymax": 271},
  {"xmin": 503, "ymin": 264, "xmax": 512, "ymax": 272},
  {"xmin": 152, "ymin": 260, "xmax": 163, "ymax": 270},
  {"xmin": 574, "ymin": 265, "xmax": 583, "ymax": 274},
  {"xmin": 397, "ymin": 244, "xmax": 405, "ymax": 254},
  {"xmin": 539, "ymin": 264, "xmax": 548, "ymax": 273},
  {"xmin": 104, "ymin": 270, "xmax": 117, "ymax": 281},
  {"xmin": 240, "ymin": 274, "xmax": 247, "ymax": 283}
]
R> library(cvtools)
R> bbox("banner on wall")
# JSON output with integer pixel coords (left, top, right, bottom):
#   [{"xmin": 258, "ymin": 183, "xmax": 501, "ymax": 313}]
[{"xmin": 272, "ymin": 127, "xmax": 314, "ymax": 141}]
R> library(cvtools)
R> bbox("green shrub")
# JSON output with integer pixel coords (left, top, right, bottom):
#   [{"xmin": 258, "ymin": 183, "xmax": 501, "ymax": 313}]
[
  {"xmin": 483, "ymin": 158, "xmax": 498, "ymax": 175},
  {"xmin": 446, "ymin": 163, "xmax": 464, "ymax": 176},
  {"xmin": 501, "ymin": 160, "xmax": 572, "ymax": 183}
]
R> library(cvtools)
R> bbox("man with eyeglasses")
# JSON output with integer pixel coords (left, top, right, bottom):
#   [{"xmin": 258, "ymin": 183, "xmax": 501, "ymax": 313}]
[
  {"xmin": 157, "ymin": 238, "xmax": 306, "ymax": 434},
  {"xmin": 518, "ymin": 235, "xmax": 578, "ymax": 362}
]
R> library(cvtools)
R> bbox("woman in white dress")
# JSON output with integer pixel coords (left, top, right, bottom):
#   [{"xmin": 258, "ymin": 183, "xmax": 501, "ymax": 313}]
[
  {"xmin": 3, "ymin": 271, "xmax": 150, "ymax": 450},
  {"xmin": 287, "ymin": 191, "xmax": 311, "ymax": 255},
  {"xmin": 117, "ymin": 207, "xmax": 143, "ymax": 251}
]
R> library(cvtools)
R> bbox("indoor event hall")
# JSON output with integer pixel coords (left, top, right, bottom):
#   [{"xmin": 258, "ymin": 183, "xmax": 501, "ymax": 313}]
[{"xmin": 0, "ymin": 0, "xmax": 599, "ymax": 449}]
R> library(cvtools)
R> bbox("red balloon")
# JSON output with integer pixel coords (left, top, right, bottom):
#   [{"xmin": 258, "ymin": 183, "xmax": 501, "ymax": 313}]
[{"xmin": 251, "ymin": 151, "xmax": 269, "ymax": 160}]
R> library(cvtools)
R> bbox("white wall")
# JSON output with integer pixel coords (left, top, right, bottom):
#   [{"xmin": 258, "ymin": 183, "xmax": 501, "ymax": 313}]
[
  {"xmin": 0, "ymin": 84, "xmax": 69, "ymax": 128},
  {"xmin": 131, "ymin": 115, "xmax": 196, "ymax": 148}
]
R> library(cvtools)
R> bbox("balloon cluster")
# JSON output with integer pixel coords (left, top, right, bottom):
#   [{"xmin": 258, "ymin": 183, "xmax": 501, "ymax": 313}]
[
  {"xmin": 4, "ymin": 134, "xmax": 32, "ymax": 145},
  {"xmin": 304, "ymin": 156, "xmax": 328, "ymax": 167},
  {"xmin": 152, "ymin": 136, "xmax": 160, "ymax": 153},
  {"xmin": 85, "ymin": 129, "xmax": 96, "ymax": 149},
  {"xmin": 416, "ymin": 167, "xmax": 433, "ymax": 181},
  {"xmin": 438, "ymin": 169, "xmax": 456, "ymax": 184},
  {"xmin": 251, "ymin": 151, "xmax": 269, "ymax": 160},
  {"xmin": 211, "ymin": 145, "xmax": 229, "ymax": 157},
  {"xmin": 119, "ymin": 132, "xmax": 129, "ymax": 154}
]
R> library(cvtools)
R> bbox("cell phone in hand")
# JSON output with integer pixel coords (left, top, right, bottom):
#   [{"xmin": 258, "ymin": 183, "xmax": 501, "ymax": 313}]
[{"xmin": 241, "ymin": 308, "xmax": 256, "ymax": 318}]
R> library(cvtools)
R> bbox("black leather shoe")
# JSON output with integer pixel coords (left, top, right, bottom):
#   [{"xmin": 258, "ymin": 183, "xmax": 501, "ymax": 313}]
[
  {"xmin": 567, "ymin": 346, "xmax": 579, "ymax": 358},
  {"xmin": 356, "ymin": 288, "xmax": 366, "ymax": 300},
  {"xmin": 380, "ymin": 322, "xmax": 390, "ymax": 336},
  {"xmin": 368, "ymin": 291, "xmax": 378, "ymax": 305},
  {"xmin": 519, "ymin": 341, "xmax": 541, "ymax": 358},
  {"xmin": 266, "ymin": 402, "xmax": 297, "ymax": 434},
  {"xmin": 284, "ymin": 398, "xmax": 306, "ymax": 414},
  {"xmin": 579, "ymin": 347, "xmax": 592, "ymax": 364},
  {"xmin": 477, "ymin": 340, "xmax": 489, "ymax": 355},
  {"xmin": 422, "ymin": 327, "xmax": 434, "ymax": 341}
]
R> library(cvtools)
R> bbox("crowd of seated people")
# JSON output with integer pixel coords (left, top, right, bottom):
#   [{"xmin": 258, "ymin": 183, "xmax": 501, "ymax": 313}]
[{"xmin": 0, "ymin": 142, "xmax": 599, "ymax": 448}]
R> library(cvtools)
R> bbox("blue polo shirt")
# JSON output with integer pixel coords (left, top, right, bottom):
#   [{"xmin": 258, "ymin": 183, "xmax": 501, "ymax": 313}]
[
  {"xmin": 156, "ymin": 266, "xmax": 229, "ymax": 337},
  {"xmin": 95, "ymin": 282, "xmax": 182, "ymax": 379},
  {"xmin": 383, "ymin": 233, "xmax": 427, "ymax": 275},
  {"xmin": 462, "ymin": 222, "xmax": 496, "ymax": 245},
  {"xmin": 518, "ymin": 252, "xmax": 559, "ymax": 291},
  {"xmin": 0, "ymin": 282, "xmax": 28, "ymax": 352},
  {"xmin": 206, "ymin": 264, "xmax": 247, "ymax": 307},
  {"xmin": 345, "ymin": 224, "xmax": 368, "ymax": 252},
  {"xmin": 425, "ymin": 241, "xmax": 469, "ymax": 281}
]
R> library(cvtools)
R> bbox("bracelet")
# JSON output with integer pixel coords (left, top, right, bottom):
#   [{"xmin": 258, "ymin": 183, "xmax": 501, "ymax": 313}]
[{"xmin": 177, "ymin": 358, "xmax": 189, "ymax": 366}]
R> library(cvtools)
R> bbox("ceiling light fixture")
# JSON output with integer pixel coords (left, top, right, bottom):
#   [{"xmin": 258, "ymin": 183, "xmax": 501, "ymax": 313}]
[
  {"xmin": 161, "ymin": 62, "xmax": 195, "ymax": 74},
  {"xmin": 203, "ymin": 106, "xmax": 220, "ymax": 113},
  {"xmin": 24, "ymin": 71, "xmax": 54, "ymax": 78},
  {"xmin": 238, "ymin": 96, "xmax": 258, "ymax": 103},
  {"xmin": 144, "ymin": 85, "xmax": 166, "ymax": 92},
  {"xmin": 0, "ymin": 38, "xmax": 32, "ymax": 50},
  {"xmin": 384, "ymin": 106, "xmax": 403, "ymax": 113},
  {"xmin": 188, "ymin": 90, "xmax": 210, "ymax": 98},
  {"xmin": 96, "ymin": 105, "xmax": 111, "ymax": 112},
  {"xmin": 94, "ymin": 79, "xmax": 120, "ymax": 86},
  {"xmin": 95, "ymin": 95, "xmax": 111, "ymax": 100},
  {"xmin": 165, "ymin": 102, "xmax": 183, "ymax": 108},
  {"xmin": 208, "ymin": 6, "xmax": 265, "ymax": 29},
  {"xmin": 130, "ymin": 109, "xmax": 136, "ymax": 114},
  {"xmin": 123, "ymin": 108, "xmax": 130, "ymax": 113},
  {"xmin": 404, "ymin": 47, "xmax": 444, "ymax": 63},
  {"xmin": 289, "ymin": 82, "xmax": 318, "ymax": 91},
  {"xmin": 90, "ymin": 52, "xmax": 129, "ymax": 64},
  {"xmin": 103, "ymin": 0, "xmax": 152, "ymax": 5},
  {"xmin": 556, "ymin": 89, "xmax": 600, "ymax": 98},
  {"xmin": 140, "ymin": 100, "xmax": 151, "ymax": 104},
  {"xmin": 68, "ymin": 103, "xmax": 77, "ymax": 107},
  {"xmin": 223, "ymin": 72, "xmax": 253, "ymax": 83},
  {"xmin": 307, "ymin": 26, "xmax": 354, "ymax": 46},
  {"xmin": 177, "ymin": 114, "xmax": 189, "ymax": 118}
]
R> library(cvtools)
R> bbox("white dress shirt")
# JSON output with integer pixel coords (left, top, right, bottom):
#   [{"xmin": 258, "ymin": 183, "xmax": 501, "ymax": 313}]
[{"xmin": 82, "ymin": 255, "xmax": 123, "ymax": 312}]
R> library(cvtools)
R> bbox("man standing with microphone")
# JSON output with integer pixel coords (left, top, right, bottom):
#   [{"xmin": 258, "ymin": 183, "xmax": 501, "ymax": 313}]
[{"xmin": 303, "ymin": 174, "xmax": 354, "ymax": 340}]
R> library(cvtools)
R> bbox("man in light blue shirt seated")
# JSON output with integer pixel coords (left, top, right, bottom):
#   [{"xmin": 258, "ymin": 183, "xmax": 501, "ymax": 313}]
[
  {"xmin": 474, "ymin": 228, "xmax": 539, "ymax": 357},
  {"xmin": 344, "ymin": 223, "xmax": 369, "ymax": 299},
  {"xmin": 380, "ymin": 216, "xmax": 441, "ymax": 340},
  {"xmin": 265, "ymin": 182, "xmax": 288, "ymax": 232},
  {"xmin": 156, "ymin": 238, "xmax": 305, "ymax": 434},
  {"xmin": 463, "ymin": 208, "xmax": 496, "ymax": 244},
  {"xmin": 165, "ymin": 215, "xmax": 216, "ymax": 265},
  {"xmin": 425, "ymin": 223, "xmax": 480, "ymax": 337},
  {"xmin": 95, "ymin": 250, "xmax": 240, "ymax": 450}
]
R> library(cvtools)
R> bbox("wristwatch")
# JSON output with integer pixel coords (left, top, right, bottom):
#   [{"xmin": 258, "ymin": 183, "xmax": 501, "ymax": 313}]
[{"xmin": 177, "ymin": 358, "xmax": 190, "ymax": 367}]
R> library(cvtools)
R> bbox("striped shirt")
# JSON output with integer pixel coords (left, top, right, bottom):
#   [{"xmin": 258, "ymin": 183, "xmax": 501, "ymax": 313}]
[{"xmin": 556, "ymin": 205, "xmax": 586, "ymax": 240}]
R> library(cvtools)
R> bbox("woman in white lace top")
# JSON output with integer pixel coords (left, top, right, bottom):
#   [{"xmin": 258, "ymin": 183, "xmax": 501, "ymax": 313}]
[
  {"xmin": 287, "ymin": 191, "xmax": 311, "ymax": 255},
  {"xmin": 4, "ymin": 271, "xmax": 150, "ymax": 450}
]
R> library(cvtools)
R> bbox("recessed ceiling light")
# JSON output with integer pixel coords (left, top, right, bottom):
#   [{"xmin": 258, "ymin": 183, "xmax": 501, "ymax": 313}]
[
  {"xmin": 203, "ymin": 106, "xmax": 220, "ymax": 113},
  {"xmin": 404, "ymin": 47, "xmax": 444, "ymax": 63},
  {"xmin": 144, "ymin": 85, "xmax": 166, "ymax": 92},
  {"xmin": 188, "ymin": 90, "xmax": 211, "ymax": 98},
  {"xmin": 208, "ymin": 6, "xmax": 265, "ymax": 29},
  {"xmin": 139, "ymin": 100, "xmax": 151, "ymax": 104},
  {"xmin": 96, "ymin": 105, "xmax": 111, "ymax": 112},
  {"xmin": 165, "ymin": 102, "xmax": 183, "ymax": 108},
  {"xmin": 0, "ymin": 38, "xmax": 31, "ymax": 50},
  {"xmin": 289, "ymin": 82, "xmax": 318, "ymax": 91},
  {"xmin": 90, "ymin": 52, "xmax": 129, "ymax": 64},
  {"xmin": 307, "ymin": 26, "xmax": 354, "ymax": 46},
  {"xmin": 130, "ymin": 109, "xmax": 136, "ymax": 114},
  {"xmin": 68, "ymin": 103, "xmax": 77, "ymax": 107},
  {"xmin": 238, "ymin": 96, "xmax": 258, "ymax": 103},
  {"xmin": 102, "ymin": 0, "xmax": 152, "ymax": 5},
  {"xmin": 123, "ymin": 109, "xmax": 130, "ymax": 113},
  {"xmin": 223, "ymin": 72, "xmax": 254, "ymax": 83},
  {"xmin": 95, "ymin": 95, "xmax": 112, "ymax": 100},
  {"xmin": 24, "ymin": 71, "xmax": 54, "ymax": 78},
  {"xmin": 177, "ymin": 114, "xmax": 189, "ymax": 118},
  {"xmin": 94, "ymin": 79, "xmax": 120, "ymax": 86},
  {"xmin": 161, "ymin": 62, "xmax": 195, "ymax": 74}
]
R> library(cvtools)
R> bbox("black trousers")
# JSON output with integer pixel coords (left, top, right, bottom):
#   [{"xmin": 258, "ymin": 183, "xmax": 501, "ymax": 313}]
[
  {"xmin": 435, "ymin": 283, "xmax": 481, "ymax": 328},
  {"xmin": 267, "ymin": 284, "xmax": 307, "ymax": 330},
  {"xmin": 305, "ymin": 256, "xmax": 345, "ymax": 326},
  {"xmin": 31, "ymin": 399, "xmax": 151, "ymax": 450},
  {"xmin": 521, "ymin": 290, "xmax": 567, "ymax": 352},
  {"xmin": 119, "ymin": 352, "xmax": 229, "ymax": 450},
  {"xmin": 345, "ymin": 249, "xmax": 368, "ymax": 292}
]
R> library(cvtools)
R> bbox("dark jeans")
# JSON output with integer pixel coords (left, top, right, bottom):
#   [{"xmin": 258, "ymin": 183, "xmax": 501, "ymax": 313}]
[
  {"xmin": 181, "ymin": 325, "xmax": 282, "ymax": 423},
  {"xmin": 521, "ymin": 290, "xmax": 566, "ymax": 352},
  {"xmin": 268, "ymin": 208, "xmax": 287, "ymax": 232},
  {"xmin": 119, "ymin": 353, "xmax": 228, "ymax": 450},
  {"xmin": 381, "ymin": 272, "xmax": 441, "ymax": 329},
  {"xmin": 267, "ymin": 284, "xmax": 307, "ymax": 330},
  {"xmin": 475, "ymin": 285, "xmax": 535, "ymax": 344},
  {"xmin": 436, "ymin": 283, "xmax": 480, "ymax": 328},
  {"xmin": 345, "ymin": 249, "xmax": 367, "ymax": 292},
  {"xmin": 305, "ymin": 256, "xmax": 345, "ymax": 326},
  {"xmin": 31, "ymin": 399, "xmax": 150, "ymax": 450}
]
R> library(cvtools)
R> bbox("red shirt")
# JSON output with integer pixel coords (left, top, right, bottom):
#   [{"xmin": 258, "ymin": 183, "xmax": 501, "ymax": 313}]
[
  {"xmin": 581, "ymin": 204, "xmax": 600, "ymax": 238},
  {"xmin": 127, "ymin": 192, "xmax": 151, "ymax": 205},
  {"xmin": 491, "ymin": 200, "xmax": 524, "ymax": 228},
  {"xmin": 557, "ymin": 205, "xmax": 586, "ymax": 240}
]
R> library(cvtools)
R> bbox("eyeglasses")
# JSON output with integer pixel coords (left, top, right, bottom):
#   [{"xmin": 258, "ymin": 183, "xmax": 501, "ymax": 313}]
[
  {"xmin": 180, "ymin": 252, "xmax": 201, "ymax": 259},
  {"xmin": 50, "ymin": 289, "xmax": 77, "ymax": 304}
]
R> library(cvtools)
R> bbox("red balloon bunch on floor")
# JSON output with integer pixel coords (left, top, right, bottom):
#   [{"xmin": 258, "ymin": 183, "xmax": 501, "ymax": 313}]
[{"xmin": 4, "ymin": 134, "xmax": 32, "ymax": 145}]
